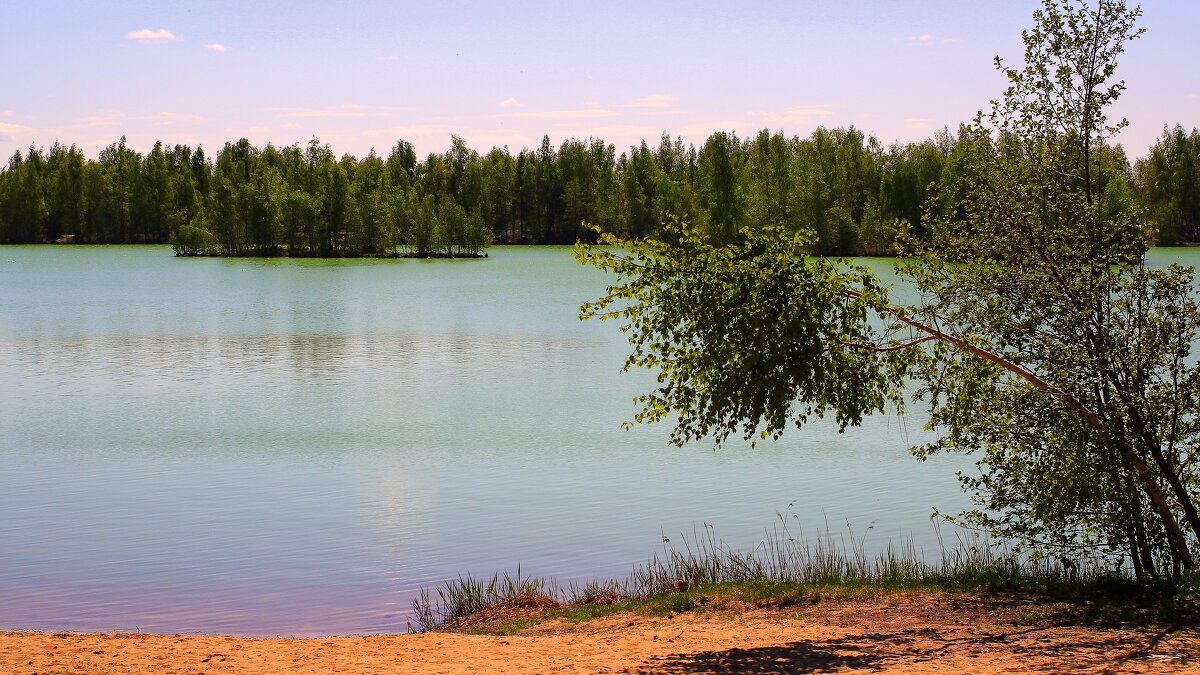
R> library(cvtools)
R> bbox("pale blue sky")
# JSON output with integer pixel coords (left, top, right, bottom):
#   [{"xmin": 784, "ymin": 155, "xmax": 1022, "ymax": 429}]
[{"xmin": 1, "ymin": 1, "xmax": 1196, "ymax": 160}]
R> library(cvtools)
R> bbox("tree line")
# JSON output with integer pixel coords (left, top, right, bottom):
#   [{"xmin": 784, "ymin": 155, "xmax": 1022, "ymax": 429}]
[{"xmin": 0, "ymin": 124, "xmax": 1196, "ymax": 255}]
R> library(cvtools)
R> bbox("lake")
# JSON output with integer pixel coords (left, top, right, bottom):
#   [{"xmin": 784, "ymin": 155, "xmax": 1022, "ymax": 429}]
[{"xmin": 12, "ymin": 245, "xmax": 1184, "ymax": 637}]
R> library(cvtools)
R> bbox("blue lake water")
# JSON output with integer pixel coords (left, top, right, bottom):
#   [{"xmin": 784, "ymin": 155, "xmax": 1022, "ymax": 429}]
[{"xmin": 11, "ymin": 245, "xmax": 1181, "ymax": 636}]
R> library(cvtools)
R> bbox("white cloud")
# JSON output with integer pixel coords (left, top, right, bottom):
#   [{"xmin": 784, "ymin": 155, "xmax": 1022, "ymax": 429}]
[
  {"xmin": 1, "ymin": 111, "xmax": 13, "ymax": 117},
  {"xmin": 566, "ymin": 124, "xmax": 660, "ymax": 139},
  {"xmin": 377, "ymin": 55, "xmax": 400, "ymax": 61},
  {"xmin": 274, "ymin": 104, "xmax": 410, "ymax": 119},
  {"xmin": 248, "ymin": 126, "xmax": 272, "ymax": 133},
  {"xmin": 908, "ymin": 34, "xmax": 960, "ymax": 44},
  {"xmin": 282, "ymin": 122, "xmax": 302, "ymax": 129},
  {"xmin": 499, "ymin": 97, "xmax": 526, "ymax": 109},
  {"xmin": 337, "ymin": 103, "xmax": 411, "ymax": 113},
  {"xmin": 362, "ymin": 124, "xmax": 453, "ymax": 138},
  {"xmin": 134, "ymin": 111, "xmax": 204, "ymax": 124},
  {"xmin": 625, "ymin": 94, "xmax": 678, "ymax": 109},
  {"xmin": 0, "ymin": 121, "xmax": 33, "ymax": 134},
  {"xmin": 174, "ymin": 136, "xmax": 202, "ymax": 149},
  {"xmin": 462, "ymin": 128, "xmax": 533, "ymax": 149},
  {"xmin": 69, "ymin": 110, "xmax": 201, "ymax": 130},
  {"xmin": 1189, "ymin": 93, "xmax": 1198, "ymax": 100},
  {"xmin": 492, "ymin": 109, "xmax": 619, "ymax": 120},
  {"xmin": 283, "ymin": 109, "xmax": 366, "ymax": 118},
  {"xmin": 127, "ymin": 28, "xmax": 179, "ymax": 41},
  {"xmin": 72, "ymin": 110, "xmax": 127, "ymax": 128},
  {"xmin": 681, "ymin": 120, "xmax": 754, "ymax": 137},
  {"xmin": 204, "ymin": 43, "xmax": 227, "ymax": 52},
  {"xmin": 747, "ymin": 105, "xmax": 836, "ymax": 125},
  {"xmin": 903, "ymin": 118, "xmax": 933, "ymax": 129}
]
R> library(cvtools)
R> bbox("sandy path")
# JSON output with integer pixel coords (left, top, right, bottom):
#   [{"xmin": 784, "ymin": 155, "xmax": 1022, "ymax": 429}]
[{"xmin": 3, "ymin": 599, "xmax": 1197, "ymax": 674}]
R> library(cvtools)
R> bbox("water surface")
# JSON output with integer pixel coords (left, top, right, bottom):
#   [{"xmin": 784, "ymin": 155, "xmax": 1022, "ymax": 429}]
[{"xmin": 0, "ymin": 245, "xmax": 1067, "ymax": 636}]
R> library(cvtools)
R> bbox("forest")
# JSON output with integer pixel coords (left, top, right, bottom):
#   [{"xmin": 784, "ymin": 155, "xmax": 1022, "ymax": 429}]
[{"xmin": 0, "ymin": 124, "xmax": 1196, "ymax": 256}]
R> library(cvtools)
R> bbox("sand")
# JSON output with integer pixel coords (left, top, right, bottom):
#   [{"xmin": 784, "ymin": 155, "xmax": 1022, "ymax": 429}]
[{"xmin": 3, "ymin": 596, "xmax": 1197, "ymax": 674}]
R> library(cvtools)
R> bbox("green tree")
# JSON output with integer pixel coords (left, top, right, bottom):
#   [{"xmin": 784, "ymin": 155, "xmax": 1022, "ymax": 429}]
[
  {"xmin": 623, "ymin": 141, "xmax": 661, "ymax": 239},
  {"xmin": 135, "ymin": 141, "xmax": 172, "ymax": 243},
  {"xmin": 903, "ymin": 0, "xmax": 1200, "ymax": 576},
  {"xmin": 1138, "ymin": 126, "xmax": 1200, "ymax": 245},
  {"xmin": 535, "ymin": 135, "xmax": 565, "ymax": 243},
  {"xmin": 44, "ymin": 143, "xmax": 86, "ymax": 242},
  {"xmin": 410, "ymin": 193, "xmax": 438, "ymax": 256},
  {"xmin": 481, "ymin": 147, "xmax": 517, "ymax": 242},
  {"xmin": 791, "ymin": 128, "xmax": 838, "ymax": 253},
  {"xmin": 747, "ymin": 130, "xmax": 795, "ymax": 231},
  {"xmin": 323, "ymin": 160, "xmax": 357, "ymax": 256},
  {"xmin": 559, "ymin": 138, "xmax": 598, "ymax": 242},
  {"xmin": 208, "ymin": 174, "xmax": 243, "ymax": 255},
  {"xmin": 696, "ymin": 132, "xmax": 744, "ymax": 244},
  {"xmin": 579, "ymin": 0, "xmax": 1200, "ymax": 576},
  {"xmin": 0, "ymin": 150, "xmax": 47, "ymax": 243},
  {"xmin": 879, "ymin": 139, "xmax": 950, "ymax": 237},
  {"xmin": 590, "ymin": 138, "xmax": 622, "ymax": 232}
]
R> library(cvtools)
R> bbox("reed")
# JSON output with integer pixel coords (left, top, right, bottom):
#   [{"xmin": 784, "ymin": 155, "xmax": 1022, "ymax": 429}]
[
  {"xmin": 410, "ymin": 512, "xmax": 1141, "ymax": 632},
  {"xmin": 411, "ymin": 565, "xmax": 553, "ymax": 632}
]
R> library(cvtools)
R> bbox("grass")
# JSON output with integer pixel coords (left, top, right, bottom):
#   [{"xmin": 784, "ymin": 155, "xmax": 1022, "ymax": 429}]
[{"xmin": 410, "ymin": 513, "xmax": 1199, "ymax": 633}]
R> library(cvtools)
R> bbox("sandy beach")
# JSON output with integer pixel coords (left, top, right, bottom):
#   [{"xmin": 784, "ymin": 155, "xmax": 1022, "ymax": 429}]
[{"xmin": 3, "ymin": 595, "xmax": 1197, "ymax": 674}]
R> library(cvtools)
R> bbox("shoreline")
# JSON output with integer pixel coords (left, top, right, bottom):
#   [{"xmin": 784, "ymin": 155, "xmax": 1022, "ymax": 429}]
[{"xmin": 4, "ymin": 594, "xmax": 1197, "ymax": 674}]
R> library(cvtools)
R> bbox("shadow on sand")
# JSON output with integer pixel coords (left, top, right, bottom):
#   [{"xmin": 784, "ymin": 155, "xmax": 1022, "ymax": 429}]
[{"xmin": 633, "ymin": 626, "xmax": 1172, "ymax": 674}]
